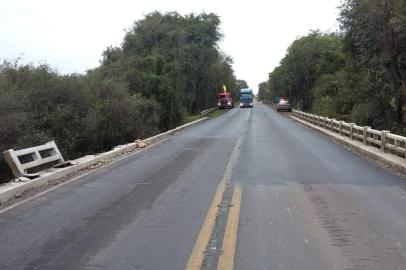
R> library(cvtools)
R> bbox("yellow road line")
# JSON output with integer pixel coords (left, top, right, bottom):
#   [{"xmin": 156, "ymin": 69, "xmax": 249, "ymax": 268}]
[
  {"xmin": 185, "ymin": 175, "xmax": 227, "ymax": 270},
  {"xmin": 217, "ymin": 185, "xmax": 242, "ymax": 270}
]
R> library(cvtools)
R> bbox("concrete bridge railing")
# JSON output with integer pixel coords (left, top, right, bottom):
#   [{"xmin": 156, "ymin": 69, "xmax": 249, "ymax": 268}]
[
  {"xmin": 3, "ymin": 141, "xmax": 65, "ymax": 177},
  {"xmin": 292, "ymin": 110, "xmax": 406, "ymax": 159}
]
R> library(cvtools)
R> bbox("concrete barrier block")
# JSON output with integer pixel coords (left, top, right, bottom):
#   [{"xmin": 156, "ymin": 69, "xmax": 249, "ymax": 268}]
[{"xmin": 3, "ymin": 141, "xmax": 64, "ymax": 177}]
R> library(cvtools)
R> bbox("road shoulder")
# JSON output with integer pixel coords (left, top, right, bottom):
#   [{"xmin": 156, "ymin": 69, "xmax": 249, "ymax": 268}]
[{"xmin": 290, "ymin": 115, "xmax": 406, "ymax": 176}]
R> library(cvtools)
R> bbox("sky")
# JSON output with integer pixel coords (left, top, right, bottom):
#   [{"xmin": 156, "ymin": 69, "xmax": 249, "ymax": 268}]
[{"xmin": 0, "ymin": 0, "xmax": 342, "ymax": 92}]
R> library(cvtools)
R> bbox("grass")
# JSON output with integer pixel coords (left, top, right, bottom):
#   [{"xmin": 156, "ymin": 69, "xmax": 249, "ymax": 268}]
[
  {"xmin": 206, "ymin": 109, "xmax": 228, "ymax": 118},
  {"xmin": 182, "ymin": 114, "xmax": 202, "ymax": 125}
]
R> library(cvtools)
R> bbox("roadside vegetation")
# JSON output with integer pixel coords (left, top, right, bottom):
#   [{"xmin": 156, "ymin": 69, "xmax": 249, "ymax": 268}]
[
  {"xmin": 0, "ymin": 12, "xmax": 243, "ymax": 183},
  {"xmin": 258, "ymin": 0, "xmax": 406, "ymax": 136},
  {"xmin": 206, "ymin": 108, "xmax": 228, "ymax": 118}
]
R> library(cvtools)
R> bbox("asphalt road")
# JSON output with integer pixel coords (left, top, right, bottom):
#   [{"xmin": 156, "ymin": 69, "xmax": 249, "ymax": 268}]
[{"xmin": 1, "ymin": 102, "xmax": 406, "ymax": 270}]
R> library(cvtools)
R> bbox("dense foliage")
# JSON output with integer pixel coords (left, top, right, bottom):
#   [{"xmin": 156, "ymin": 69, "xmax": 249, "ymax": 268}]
[
  {"xmin": 259, "ymin": 0, "xmax": 406, "ymax": 135},
  {"xmin": 0, "ymin": 12, "xmax": 241, "ymax": 183},
  {"xmin": 97, "ymin": 12, "xmax": 238, "ymax": 130}
]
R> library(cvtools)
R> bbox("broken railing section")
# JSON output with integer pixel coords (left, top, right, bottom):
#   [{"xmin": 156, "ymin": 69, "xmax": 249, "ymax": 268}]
[
  {"xmin": 293, "ymin": 110, "xmax": 406, "ymax": 159},
  {"xmin": 3, "ymin": 141, "xmax": 66, "ymax": 179}
]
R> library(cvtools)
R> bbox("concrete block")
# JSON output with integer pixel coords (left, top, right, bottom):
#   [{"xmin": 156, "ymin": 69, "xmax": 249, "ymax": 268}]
[{"xmin": 3, "ymin": 141, "xmax": 64, "ymax": 177}]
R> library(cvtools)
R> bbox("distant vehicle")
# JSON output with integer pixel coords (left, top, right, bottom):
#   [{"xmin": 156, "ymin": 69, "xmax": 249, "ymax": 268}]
[
  {"xmin": 275, "ymin": 96, "xmax": 285, "ymax": 104},
  {"xmin": 239, "ymin": 88, "xmax": 254, "ymax": 108},
  {"xmin": 276, "ymin": 99, "xmax": 292, "ymax": 112},
  {"xmin": 217, "ymin": 93, "xmax": 233, "ymax": 109}
]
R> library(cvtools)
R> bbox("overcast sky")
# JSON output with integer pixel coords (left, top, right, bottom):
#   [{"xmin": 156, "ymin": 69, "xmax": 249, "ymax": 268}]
[{"xmin": 0, "ymin": 0, "xmax": 341, "ymax": 92}]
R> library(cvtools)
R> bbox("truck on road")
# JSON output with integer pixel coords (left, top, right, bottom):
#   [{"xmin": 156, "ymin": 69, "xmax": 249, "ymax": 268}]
[
  {"xmin": 239, "ymin": 88, "xmax": 254, "ymax": 108},
  {"xmin": 217, "ymin": 92, "xmax": 234, "ymax": 109}
]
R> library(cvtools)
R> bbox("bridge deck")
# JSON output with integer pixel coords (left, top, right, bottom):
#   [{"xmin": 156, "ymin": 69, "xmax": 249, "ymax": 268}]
[{"xmin": 0, "ymin": 103, "xmax": 405, "ymax": 270}]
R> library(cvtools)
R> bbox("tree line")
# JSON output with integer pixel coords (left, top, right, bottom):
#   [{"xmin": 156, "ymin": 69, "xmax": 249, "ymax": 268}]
[
  {"xmin": 0, "ymin": 12, "xmax": 243, "ymax": 183},
  {"xmin": 258, "ymin": 0, "xmax": 406, "ymax": 136}
]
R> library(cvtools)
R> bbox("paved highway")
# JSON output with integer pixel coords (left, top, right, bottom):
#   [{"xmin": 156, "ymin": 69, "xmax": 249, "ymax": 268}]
[{"xmin": 1, "ymin": 102, "xmax": 406, "ymax": 270}]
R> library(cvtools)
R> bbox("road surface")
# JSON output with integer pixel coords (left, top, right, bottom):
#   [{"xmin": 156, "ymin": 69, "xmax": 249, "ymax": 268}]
[{"xmin": 1, "ymin": 102, "xmax": 406, "ymax": 270}]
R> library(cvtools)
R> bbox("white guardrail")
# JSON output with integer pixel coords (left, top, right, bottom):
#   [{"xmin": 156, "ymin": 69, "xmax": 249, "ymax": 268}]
[{"xmin": 292, "ymin": 110, "xmax": 406, "ymax": 159}]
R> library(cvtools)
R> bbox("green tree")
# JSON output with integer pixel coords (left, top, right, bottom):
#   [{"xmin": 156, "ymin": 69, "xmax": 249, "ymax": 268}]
[
  {"xmin": 339, "ymin": 0, "xmax": 406, "ymax": 132},
  {"xmin": 257, "ymin": 81, "xmax": 269, "ymax": 101},
  {"xmin": 265, "ymin": 32, "xmax": 344, "ymax": 111},
  {"xmin": 98, "ymin": 12, "xmax": 239, "ymax": 129}
]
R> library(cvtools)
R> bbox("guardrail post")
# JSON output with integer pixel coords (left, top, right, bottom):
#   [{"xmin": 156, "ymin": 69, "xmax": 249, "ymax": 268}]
[
  {"xmin": 363, "ymin": 126, "xmax": 371, "ymax": 145},
  {"xmin": 349, "ymin": 123, "xmax": 354, "ymax": 140},
  {"xmin": 380, "ymin": 130, "xmax": 390, "ymax": 152},
  {"xmin": 330, "ymin": 119, "xmax": 334, "ymax": 131},
  {"xmin": 404, "ymin": 138, "xmax": 406, "ymax": 159},
  {"xmin": 339, "ymin": 121, "xmax": 343, "ymax": 135},
  {"xmin": 3, "ymin": 150, "xmax": 24, "ymax": 177}
]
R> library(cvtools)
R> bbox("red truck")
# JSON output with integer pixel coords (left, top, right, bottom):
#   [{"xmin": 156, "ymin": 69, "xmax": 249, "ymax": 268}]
[{"xmin": 217, "ymin": 93, "xmax": 234, "ymax": 109}]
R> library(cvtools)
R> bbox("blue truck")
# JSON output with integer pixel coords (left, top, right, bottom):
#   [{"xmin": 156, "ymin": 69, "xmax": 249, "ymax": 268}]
[{"xmin": 239, "ymin": 88, "xmax": 254, "ymax": 108}]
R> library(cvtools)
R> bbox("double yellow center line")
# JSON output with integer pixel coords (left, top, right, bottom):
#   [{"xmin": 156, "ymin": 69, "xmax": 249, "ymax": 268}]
[
  {"xmin": 185, "ymin": 178, "xmax": 242, "ymax": 270},
  {"xmin": 217, "ymin": 185, "xmax": 242, "ymax": 270}
]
